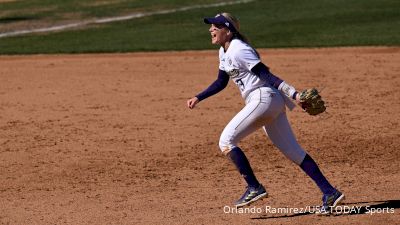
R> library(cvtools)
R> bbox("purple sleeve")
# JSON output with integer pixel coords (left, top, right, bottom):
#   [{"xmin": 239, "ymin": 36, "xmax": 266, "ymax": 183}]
[
  {"xmin": 251, "ymin": 62, "xmax": 283, "ymax": 88},
  {"xmin": 196, "ymin": 70, "xmax": 229, "ymax": 101},
  {"xmin": 251, "ymin": 62, "xmax": 298, "ymax": 99}
]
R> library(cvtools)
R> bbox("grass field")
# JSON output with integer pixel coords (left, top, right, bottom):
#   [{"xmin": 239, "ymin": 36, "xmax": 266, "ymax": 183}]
[
  {"xmin": 0, "ymin": 0, "xmax": 399, "ymax": 54},
  {"xmin": 0, "ymin": 0, "xmax": 223, "ymax": 19}
]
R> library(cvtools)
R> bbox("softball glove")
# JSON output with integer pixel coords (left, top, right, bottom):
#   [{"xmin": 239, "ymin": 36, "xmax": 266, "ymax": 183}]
[{"xmin": 299, "ymin": 88, "xmax": 326, "ymax": 116}]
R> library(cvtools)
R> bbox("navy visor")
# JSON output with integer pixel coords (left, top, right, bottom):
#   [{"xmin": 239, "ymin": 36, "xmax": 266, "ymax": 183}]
[{"xmin": 204, "ymin": 14, "xmax": 237, "ymax": 33}]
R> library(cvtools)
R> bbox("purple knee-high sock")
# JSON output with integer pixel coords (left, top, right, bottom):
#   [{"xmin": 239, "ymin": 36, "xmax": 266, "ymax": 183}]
[
  {"xmin": 300, "ymin": 154, "xmax": 336, "ymax": 195},
  {"xmin": 227, "ymin": 147, "xmax": 260, "ymax": 188}
]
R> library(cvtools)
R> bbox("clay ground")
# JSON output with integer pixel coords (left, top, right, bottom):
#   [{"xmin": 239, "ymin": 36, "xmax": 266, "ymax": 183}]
[{"xmin": 0, "ymin": 47, "xmax": 399, "ymax": 224}]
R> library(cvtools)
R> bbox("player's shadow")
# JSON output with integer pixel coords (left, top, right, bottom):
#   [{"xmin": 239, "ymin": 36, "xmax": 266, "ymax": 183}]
[{"xmin": 251, "ymin": 199, "xmax": 399, "ymax": 220}]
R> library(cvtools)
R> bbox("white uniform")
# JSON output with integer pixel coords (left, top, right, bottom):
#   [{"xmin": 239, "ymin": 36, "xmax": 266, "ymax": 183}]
[
  {"xmin": 218, "ymin": 39, "xmax": 306, "ymax": 165},
  {"xmin": 218, "ymin": 39, "xmax": 264, "ymax": 99}
]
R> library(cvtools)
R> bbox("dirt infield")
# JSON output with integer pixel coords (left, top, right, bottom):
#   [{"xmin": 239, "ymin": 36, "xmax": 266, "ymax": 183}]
[{"xmin": 0, "ymin": 47, "xmax": 399, "ymax": 224}]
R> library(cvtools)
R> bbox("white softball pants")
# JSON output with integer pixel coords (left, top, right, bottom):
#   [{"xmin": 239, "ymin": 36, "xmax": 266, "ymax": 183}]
[{"xmin": 219, "ymin": 87, "xmax": 306, "ymax": 165}]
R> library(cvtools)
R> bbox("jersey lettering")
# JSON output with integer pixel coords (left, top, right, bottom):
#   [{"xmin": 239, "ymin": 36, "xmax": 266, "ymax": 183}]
[
  {"xmin": 235, "ymin": 79, "xmax": 245, "ymax": 91},
  {"xmin": 227, "ymin": 69, "xmax": 240, "ymax": 78},
  {"xmin": 218, "ymin": 39, "xmax": 263, "ymax": 99}
]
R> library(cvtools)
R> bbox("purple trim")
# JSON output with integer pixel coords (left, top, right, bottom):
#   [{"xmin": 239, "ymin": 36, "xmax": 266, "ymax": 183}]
[{"xmin": 292, "ymin": 91, "xmax": 298, "ymax": 100}]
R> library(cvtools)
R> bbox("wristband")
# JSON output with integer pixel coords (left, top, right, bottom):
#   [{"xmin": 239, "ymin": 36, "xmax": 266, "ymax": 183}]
[{"xmin": 278, "ymin": 81, "xmax": 297, "ymax": 100}]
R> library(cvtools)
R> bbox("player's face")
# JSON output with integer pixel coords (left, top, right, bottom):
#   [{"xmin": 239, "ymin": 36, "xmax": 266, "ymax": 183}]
[{"xmin": 209, "ymin": 24, "xmax": 230, "ymax": 45}]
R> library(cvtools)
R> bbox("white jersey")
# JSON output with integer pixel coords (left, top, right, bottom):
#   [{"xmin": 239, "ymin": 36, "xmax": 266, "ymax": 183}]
[
  {"xmin": 217, "ymin": 41, "xmax": 305, "ymax": 165},
  {"xmin": 218, "ymin": 39, "xmax": 267, "ymax": 99}
]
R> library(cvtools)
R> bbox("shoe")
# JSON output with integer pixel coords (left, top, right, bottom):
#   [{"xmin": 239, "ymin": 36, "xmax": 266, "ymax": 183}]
[
  {"xmin": 319, "ymin": 190, "xmax": 345, "ymax": 215},
  {"xmin": 234, "ymin": 184, "xmax": 267, "ymax": 208}
]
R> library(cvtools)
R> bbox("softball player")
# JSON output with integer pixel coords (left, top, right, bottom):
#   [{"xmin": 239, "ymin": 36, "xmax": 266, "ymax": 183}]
[{"xmin": 187, "ymin": 13, "xmax": 344, "ymax": 211}]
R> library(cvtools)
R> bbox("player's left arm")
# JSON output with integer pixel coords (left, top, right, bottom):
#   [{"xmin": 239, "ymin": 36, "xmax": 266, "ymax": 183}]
[{"xmin": 251, "ymin": 62, "xmax": 300, "ymax": 101}]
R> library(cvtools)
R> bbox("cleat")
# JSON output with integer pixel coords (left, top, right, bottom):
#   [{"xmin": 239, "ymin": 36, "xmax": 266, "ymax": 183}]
[
  {"xmin": 318, "ymin": 190, "xmax": 345, "ymax": 215},
  {"xmin": 234, "ymin": 184, "xmax": 267, "ymax": 208}
]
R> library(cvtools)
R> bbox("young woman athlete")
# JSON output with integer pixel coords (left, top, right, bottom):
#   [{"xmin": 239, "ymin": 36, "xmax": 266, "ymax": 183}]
[{"xmin": 186, "ymin": 13, "xmax": 344, "ymax": 211}]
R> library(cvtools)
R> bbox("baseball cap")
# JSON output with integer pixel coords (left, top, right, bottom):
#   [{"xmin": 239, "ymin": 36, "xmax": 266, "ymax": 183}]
[{"xmin": 204, "ymin": 14, "xmax": 238, "ymax": 33}]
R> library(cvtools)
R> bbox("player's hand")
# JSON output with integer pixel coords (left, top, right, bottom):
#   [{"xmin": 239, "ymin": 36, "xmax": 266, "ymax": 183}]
[
  {"xmin": 294, "ymin": 92, "xmax": 307, "ymax": 109},
  {"xmin": 294, "ymin": 92, "xmax": 301, "ymax": 103},
  {"xmin": 187, "ymin": 97, "xmax": 199, "ymax": 109}
]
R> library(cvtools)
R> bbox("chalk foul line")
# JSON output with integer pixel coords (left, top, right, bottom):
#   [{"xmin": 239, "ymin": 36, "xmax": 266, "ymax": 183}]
[{"xmin": 0, "ymin": 0, "xmax": 255, "ymax": 38}]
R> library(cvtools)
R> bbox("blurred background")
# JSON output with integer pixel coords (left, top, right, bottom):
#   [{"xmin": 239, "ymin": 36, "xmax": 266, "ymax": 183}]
[{"xmin": 0, "ymin": 0, "xmax": 399, "ymax": 54}]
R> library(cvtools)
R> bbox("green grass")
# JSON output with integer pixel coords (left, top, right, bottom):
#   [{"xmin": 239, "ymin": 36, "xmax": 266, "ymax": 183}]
[
  {"xmin": 0, "ymin": 0, "xmax": 224, "ymax": 19},
  {"xmin": 0, "ymin": 0, "xmax": 399, "ymax": 54}
]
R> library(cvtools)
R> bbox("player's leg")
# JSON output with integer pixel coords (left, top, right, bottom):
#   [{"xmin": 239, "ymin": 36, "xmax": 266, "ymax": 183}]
[
  {"xmin": 219, "ymin": 94, "xmax": 267, "ymax": 189},
  {"xmin": 263, "ymin": 112, "xmax": 344, "ymax": 212},
  {"xmin": 263, "ymin": 111, "xmax": 306, "ymax": 165},
  {"xmin": 219, "ymin": 88, "xmax": 283, "ymax": 207}
]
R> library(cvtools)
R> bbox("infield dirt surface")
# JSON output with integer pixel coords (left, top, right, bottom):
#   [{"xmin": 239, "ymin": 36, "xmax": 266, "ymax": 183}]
[{"xmin": 0, "ymin": 47, "xmax": 399, "ymax": 224}]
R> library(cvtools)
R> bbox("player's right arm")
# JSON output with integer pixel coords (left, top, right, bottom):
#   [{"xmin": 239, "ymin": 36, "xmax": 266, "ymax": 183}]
[{"xmin": 187, "ymin": 69, "xmax": 229, "ymax": 109}]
